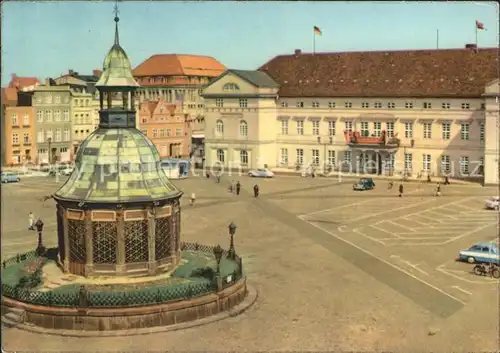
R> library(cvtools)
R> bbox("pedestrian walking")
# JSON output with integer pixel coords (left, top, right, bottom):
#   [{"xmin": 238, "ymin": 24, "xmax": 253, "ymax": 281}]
[
  {"xmin": 435, "ymin": 183, "xmax": 441, "ymax": 197},
  {"xmin": 253, "ymin": 184, "xmax": 259, "ymax": 198},
  {"xmin": 399, "ymin": 183, "xmax": 404, "ymax": 197},
  {"xmin": 190, "ymin": 192, "xmax": 196, "ymax": 206},
  {"xmin": 236, "ymin": 181, "xmax": 241, "ymax": 196},
  {"xmin": 28, "ymin": 212, "xmax": 35, "ymax": 230},
  {"xmin": 444, "ymin": 175, "xmax": 450, "ymax": 185},
  {"xmin": 205, "ymin": 171, "xmax": 210, "ymax": 179},
  {"xmin": 216, "ymin": 174, "xmax": 221, "ymax": 183}
]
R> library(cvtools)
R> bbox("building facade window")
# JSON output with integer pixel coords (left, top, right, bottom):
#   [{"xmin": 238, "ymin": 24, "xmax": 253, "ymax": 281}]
[
  {"xmin": 441, "ymin": 155, "xmax": 451, "ymax": 174},
  {"xmin": 55, "ymin": 128, "xmax": 62, "ymax": 142},
  {"xmin": 312, "ymin": 121, "xmax": 319, "ymax": 136},
  {"xmin": 480, "ymin": 122, "xmax": 485, "ymax": 141},
  {"xmin": 296, "ymin": 148, "xmax": 304, "ymax": 165},
  {"xmin": 239, "ymin": 99, "xmax": 248, "ymax": 108},
  {"xmin": 54, "ymin": 110, "xmax": 61, "ymax": 122},
  {"xmin": 55, "ymin": 96, "xmax": 61, "ymax": 104},
  {"xmin": 46, "ymin": 129, "xmax": 53, "ymax": 140},
  {"xmin": 296, "ymin": 120, "xmax": 304, "ymax": 135},
  {"xmin": 64, "ymin": 129, "xmax": 70, "ymax": 141},
  {"xmin": 312, "ymin": 101, "xmax": 320, "ymax": 108},
  {"xmin": 12, "ymin": 133, "xmax": 19, "ymax": 145},
  {"xmin": 460, "ymin": 123, "xmax": 470, "ymax": 140},
  {"xmin": 37, "ymin": 110, "xmax": 43, "ymax": 122},
  {"xmin": 387, "ymin": 102, "xmax": 395, "ymax": 109},
  {"xmin": 461, "ymin": 103, "xmax": 470, "ymax": 110},
  {"xmin": 153, "ymin": 129, "xmax": 158, "ymax": 137},
  {"xmin": 423, "ymin": 102, "xmax": 432, "ymax": 109},
  {"xmin": 423, "ymin": 154, "xmax": 431, "ymax": 171},
  {"xmin": 240, "ymin": 150, "xmax": 248, "ymax": 165},
  {"xmin": 312, "ymin": 149, "xmax": 319, "ymax": 166},
  {"xmin": 281, "ymin": 120, "xmax": 288, "ymax": 135},
  {"xmin": 23, "ymin": 133, "xmax": 30, "ymax": 144},
  {"xmin": 239, "ymin": 120, "xmax": 248, "ymax": 136},
  {"xmin": 216, "ymin": 120, "xmax": 224, "ymax": 134},
  {"xmin": 441, "ymin": 103, "xmax": 451, "ymax": 109},
  {"xmin": 166, "ymin": 129, "xmax": 171, "ymax": 137},
  {"xmin": 160, "ymin": 129, "xmax": 165, "ymax": 137},
  {"xmin": 423, "ymin": 123, "xmax": 432, "ymax": 139},
  {"xmin": 404, "ymin": 122, "xmax": 413, "ymax": 138},
  {"xmin": 345, "ymin": 121, "xmax": 353, "ymax": 133},
  {"xmin": 37, "ymin": 130, "xmax": 44, "ymax": 143},
  {"xmin": 344, "ymin": 102, "xmax": 352, "ymax": 108},
  {"xmin": 11, "ymin": 113, "xmax": 18, "ymax": 126},
  {"xmin": 328, "ymin": 150, "xmax": 336, "ymax": 166},
  {"xmin": 296, "ymin": 101, "xmax": 304, "ymax": 108},
  {"xmin": 216, "ymin": 149, "xmax": 225, "ymax": 163},
  {"xmin": 23, "ymin": 113, "xmax": 29, "ymax": 126},
  {"xmin": 361, "ymin": 102, "xmax": 369, "ymax": 108},
  {"xmin": 405, "ymin": 102, "xmax": 414, "ymax": 109},
  {"xmin": 460, "ymin": 156, "xmax": 469, "ymax": 175},
  {"xmin": 328, "ymin": 102, "xmax": 335, "ymax": 108},
  {"xmin": 44, "ymin": 110, "xmax": 52, "ymax": 122},
  {"xmin": 60, "ymin": 147, "xmax": 68, "ymax": 153},
  {"xmin": 280, "ymin": 148, "xmax": 288, "ymax": 165},
  {"xmin": 442, "ymin": 123, "xmax": 451, "ymax": 140},
  {"xmin": 386, "ymin": 122, "xmax": 394, "ymax": 137},
  {"xmin": 373, "ymin": 122, "xmax": 381, "ymax": 137},
  {"xmin": 361, "ymin": 122, "xmax": 369, "ymax": 137},
  {"xmin": 404, "ymin": 153, "xmax": 412, "ymax": 172},
  {"xmin": 63, "ymin": 110, "xmax": 69, "ymax": 121},
  {"xmin": 478, "ymin": 157, "xmax": 484, "ymax": 175},
  {"xmin": 343, "ymin": 151, "xmax": 352, "ymax": 164},
  {"xmin": 222, "ymin": 83, "xmax": 239, "ymax": 91},
  {"xmin": 176, "ymin": 128, "xmax": 182, "ymax": 136},
  {"xmin": 328, "ymin": 121, "xmax": 336, "ymax": 136},
  {"xmin": 215, "ymin": 98, "xmax": 224, "ymax": 107},
  {"xmin": 374, "ymin": 102, "xmax": 382, "ymax": 109}
]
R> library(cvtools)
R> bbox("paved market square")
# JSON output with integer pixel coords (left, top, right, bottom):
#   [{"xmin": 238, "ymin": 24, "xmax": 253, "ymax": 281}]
[{"xmin": 2, "ymin": 173, "xmax": 499, "ymax": 352}]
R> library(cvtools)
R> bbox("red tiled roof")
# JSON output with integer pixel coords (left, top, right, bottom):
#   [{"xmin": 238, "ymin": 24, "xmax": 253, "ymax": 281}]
[
  {"xmin": 258, "ymin": 48, "xmax": 499, "ymax": 98},
  {"xmin": 8, "ymin": 74, "xmax": 40, "ymax": 91},
  {"xmin": 133, "ymin": 54, "xmax": 226, "ymax": 78},
  {"xmin": 1, "ymin": 88, "xmax": 18, "ymax": 105}
]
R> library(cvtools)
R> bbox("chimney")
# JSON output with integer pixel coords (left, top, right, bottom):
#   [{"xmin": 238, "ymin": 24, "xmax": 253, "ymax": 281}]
[
  {"xmin": 93, "ymin": 69, "xmax": 102, "ymax": 77},
  {"xmin": 294, "ymin": 49, "xmax": 302, "ymax": 56},
  {"xmin": 465, "ymin": 44, "xmax": 477, "ymax": 50}
]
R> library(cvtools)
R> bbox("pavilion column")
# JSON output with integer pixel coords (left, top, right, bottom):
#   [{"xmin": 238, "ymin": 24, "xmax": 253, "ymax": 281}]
[
  {"xmin": 99, "ymin": 92, "xmax": 104, "ymax": 110},
  {"xmin": 84, "ymin": 210, "xmax": 94, "ymax": 277},
  {"xmin": 116, "ymin": 210, "xmax": 126, "ymax": 274},
  {"xmin": 147, "ymin": 208, "xmax": 156, "ymax": 275},
  {"xmin": 62, "ymin": 209, "xmax": 70, "ymax": 273},
  {"xmin": 106, "ymin": 91, "xmax": 112, "ymax": 109}
]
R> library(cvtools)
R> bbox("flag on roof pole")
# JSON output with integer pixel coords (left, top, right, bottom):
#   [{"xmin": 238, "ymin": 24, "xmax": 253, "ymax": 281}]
[
  {"xmin": 314, "ymin": 26, "xmax": 322, "ymax": 35},
  {"xmin": 476, "ymin": 20, "xmax": 485, "ymax": 30},
  {"xmin": 313, "ymin": 26, "xmax": 322, "ymax": 55}
]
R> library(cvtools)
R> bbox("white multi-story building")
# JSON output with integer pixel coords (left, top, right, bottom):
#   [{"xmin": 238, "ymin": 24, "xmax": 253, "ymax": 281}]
[{"xmin": 202, "ymin": 47, "xmax": 499, "ymax": 185}]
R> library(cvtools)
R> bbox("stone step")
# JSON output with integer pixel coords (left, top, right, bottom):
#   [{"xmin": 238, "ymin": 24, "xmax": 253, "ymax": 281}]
[
  {"xmin": 7, "ymin": 307, "xmax": 24, "ymax": 315},
  {"xmin": 1, "ymin": 315, "xmax": 18, "ymax": 328},
  {"xmin": 4, "ymin": 311, "xmax": 22, "ymax": 323}
]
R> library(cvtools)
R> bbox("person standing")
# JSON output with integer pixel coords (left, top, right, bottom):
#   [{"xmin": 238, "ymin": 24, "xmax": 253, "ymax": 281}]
[
  {"xmin": 35, "ymin": 217, "xmax": 45, "ymax": 254},
  {"xmin": 253, "ymin": 184, "xmax": 259, "ymax": 198},
  {"xmin": 236, "ymin": 181, "xmax": 241, "ymax": 196},
  {"xmin": 28, "ymin": 212, "xmax": 35, "ymax": 230},
  {"xmin": 399, "ymin": 183, "xmax": 404, "ymax": 197}
]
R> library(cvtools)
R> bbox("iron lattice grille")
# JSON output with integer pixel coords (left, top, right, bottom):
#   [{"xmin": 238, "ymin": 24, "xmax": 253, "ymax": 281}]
[
  {"xmin": 67, "ymin": 219, "xmax": 86, "ymax": 262},
  {"xmin": 175, "ymin": 210, "xmax": 181, "ymax": 252},
  {"xmin": 92, "ymin": 222, "xmax": 117, "ymax": 264},
  {"xmin": 155, "ymin": 217, "xmax": 172, "ymax": 261},
  {"xmin": 124, "ymin": 220, "xmax": 149, "ymax": 263}
]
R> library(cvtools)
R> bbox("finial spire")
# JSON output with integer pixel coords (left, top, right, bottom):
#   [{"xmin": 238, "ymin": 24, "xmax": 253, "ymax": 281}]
[{"xmin": 113, "ymin": 1, "xmax": 120, "ymax": 45}]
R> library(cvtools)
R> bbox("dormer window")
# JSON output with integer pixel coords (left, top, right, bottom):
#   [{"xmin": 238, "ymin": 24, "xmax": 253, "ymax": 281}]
[
  {"xmin": 441, "ymin": 103, "xmax": 451, "ymax": 109},
  {"xmin": 361, "ymin": 102, "xmax": 369, "ymax": 108},
  {"xmin": 374, "ymin": 102, "xmax": 382, "ymax": 108},
  {"xmin": 280, "ymin": 101, "xmax": 288, "ymax": 108},
  {"xmin": 344, "ymin": 102, "xmax": 352, "ymax": 108},
  {"xmin": 405, "ymin": 102, "xmax": 414, "ymax": 109},
  {"xmin": 296, "ymin": 101, "xmax": 304, "ymax": 108},
  {"xmin": 222, "ymin": 83, "xmax": 240, "ymax": 92},
  {"xmin": 312, "ymin": 101, "xmax": 320, "ymax": 108},
  {"xmin": 461, "ymin": 103, "xmax": 470, "ymax": 110}
]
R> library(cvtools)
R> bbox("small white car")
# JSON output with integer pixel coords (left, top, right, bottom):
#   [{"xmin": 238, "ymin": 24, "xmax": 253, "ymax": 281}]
[
  {"xmin": 484, "ymin": 196, "xmax": 499, "ymax": 210},
  {"xmin": 248, "ymin": 168, "xmax": 274, "ymax": 178}
]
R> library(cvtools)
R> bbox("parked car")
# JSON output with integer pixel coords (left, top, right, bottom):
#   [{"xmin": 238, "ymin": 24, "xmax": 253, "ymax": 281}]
[
  {"xmin": 457, "ymin": 242, "xmax": 500, "ymax": 264},
  {"xmin": 61, "ymin": 167, "xmax": 74, "ymax": 176},
  {"xmin": 1, "ymin": 172, "xmax": 20, "ymax": 183},
  {"xmin": 353, "ymin": 178, "xmax": 375, "ymax": 191},
  {"xmin": 484, "ymin": 196, "xmax": 500, "ymax": 210},
  {"xmin": 248, "ymin": 168, "xmax": 274, "ymax": 178}
]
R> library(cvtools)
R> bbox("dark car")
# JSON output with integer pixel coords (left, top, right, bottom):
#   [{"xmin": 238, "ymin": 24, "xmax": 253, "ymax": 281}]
[{"xmin": 353, "ymin": 178, "xmax": 375, "ymax": 191}]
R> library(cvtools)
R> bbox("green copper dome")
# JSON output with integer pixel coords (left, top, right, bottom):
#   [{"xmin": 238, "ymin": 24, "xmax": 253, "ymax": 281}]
[
  {"xmin": 95, "ymin": 16, "xmax": 139, "ymax": 88},
  {"xmin": 54, "ymin": 129, "xmax": 181, "ymax": 203}
]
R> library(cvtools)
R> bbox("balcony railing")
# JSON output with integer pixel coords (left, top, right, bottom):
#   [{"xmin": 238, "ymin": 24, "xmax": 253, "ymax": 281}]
[{"xmin": 344, "ymin": 130, "xmax": 400, "ymax": 148}]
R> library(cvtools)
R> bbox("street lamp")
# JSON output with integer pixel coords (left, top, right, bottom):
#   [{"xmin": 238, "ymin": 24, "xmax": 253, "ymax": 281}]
[
  {"xmin": 213, "ymin": 244, "xmax": 223, "ymax": 274},
  {"xmin": 228, "ymin": 222, "xmax": 237, "ymax": 259}
]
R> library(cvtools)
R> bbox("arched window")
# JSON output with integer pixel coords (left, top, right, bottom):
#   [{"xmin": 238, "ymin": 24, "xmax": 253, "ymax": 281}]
[
  {"xmin": 216, "ymin": 120, "xmax": 224, "ymax": 134},
  {"xmin": 223, "ymin": 83, "xmax": 240, "ymax": 92},
  {"xmin": 240, "ymin": 150, "xmax": 248, "ymax": 165},
  {"xmin": 217, "ymin": 149, "xmax": 225, "ymax": 163},
  {"xmin": 239, "ymin": 120, "xmax": 248, "ymax": 136}
]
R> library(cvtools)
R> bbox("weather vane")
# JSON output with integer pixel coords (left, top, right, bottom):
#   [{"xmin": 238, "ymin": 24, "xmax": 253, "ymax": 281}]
[{"xmin": 113, "ymin": 0, "xmax": 120, "ymax": 20}]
